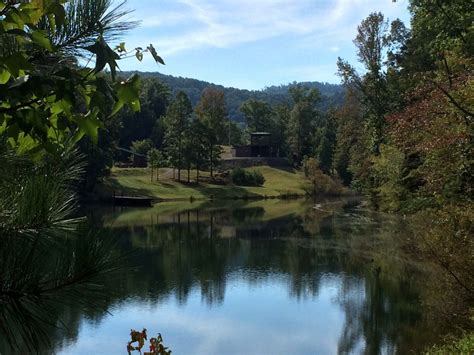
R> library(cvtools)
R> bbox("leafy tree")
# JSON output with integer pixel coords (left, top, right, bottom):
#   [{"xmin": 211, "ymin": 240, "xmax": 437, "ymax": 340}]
[
  {"xmin": 371, "ymin": 144, "xmax": 406, "ymax": 211},
  {"xmin": 273, "ymin": 103, "xmax": 291, "ymax": 157},
  {"xmin": 332, "ymin": 88, "xmax": 363, "ymax": 185},
  {"xmin": 240, "ymin": 99, "xmax": 274, "ymax": 132},
  {"xmin": 0, "ymin": 0, "xmax": 163, "ymax": 156},
  {"xmin": 0, "ymin": 2, "xmax": 166, "ymax": 351},
  {"xmin": 147, "ymin": 147, "xmax": 164, "ymax": 182},
  {"xmin": 302, "ymin": 156, "xmax": 342, "ymax": 195},
  {"xmin": 118, "ymin": 78, "xmax": 171, "ymax": 154},
  {"xmin": 131, "ymin": 139, "xmax": 153, "ymax": 156},
  {"xmin": 195, "ymin": 87, "xmax": 227, "ymax": 178},
  {"xmin": 313, "ymin": 110, "xmax": 337, "ymax": 174},
  {"xmin": 336, "ymin": 12, "xmax": 411, "ymax": 156},
  {"xmin": 227, "ymin": 120, "xmax": 245, "ymax": 146},
  {"xmin": 181, "ymin": 121, "xmax": 207, "ymax": 183},
  {"xmin": 286, "ymin": 85, "xmax": 321, "ymax": 164},
  {"xmin": 164, "ymin": 91, "xmax": 192, "ymax": 181},
  {"xmin": 78, "ymin": 115, "xmax": 121, "ymax": 192}
]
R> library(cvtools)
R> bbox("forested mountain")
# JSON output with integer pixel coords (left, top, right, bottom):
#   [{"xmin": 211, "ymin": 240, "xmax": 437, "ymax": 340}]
[{"xmin": 121, "ymin": 71, "xmax": 344, "ymax": 121}]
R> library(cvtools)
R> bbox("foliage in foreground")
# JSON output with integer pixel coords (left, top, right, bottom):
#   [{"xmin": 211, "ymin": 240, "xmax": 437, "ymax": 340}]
[
  {"xmin": 0, "ymin": 0, "xmax": 164, "ymax": 156},
  {"xmin": 0, "ymin": 149, "xmax": 123, "ymax": 352}
]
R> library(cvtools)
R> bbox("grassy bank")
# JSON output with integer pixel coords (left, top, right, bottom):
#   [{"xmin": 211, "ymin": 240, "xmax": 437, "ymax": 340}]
[{"xmin": 101, "ymin": 165, "xmax": 313, "ymax": 201}]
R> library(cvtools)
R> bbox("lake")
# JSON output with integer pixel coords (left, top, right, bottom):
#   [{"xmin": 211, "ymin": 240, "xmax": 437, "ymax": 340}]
[{"xmin": 8, "ymin": 198, "xmax": 446, "ymax": 354}]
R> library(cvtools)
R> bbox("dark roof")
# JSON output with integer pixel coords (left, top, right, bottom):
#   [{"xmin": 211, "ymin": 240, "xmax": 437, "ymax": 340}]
[
  {"xmin": 117, "ymin": 147, "xmax": 147, "ymax": 158},
  {"xmin": 250, "ymin": 132, "xmax": 271, "ymax": 136}
]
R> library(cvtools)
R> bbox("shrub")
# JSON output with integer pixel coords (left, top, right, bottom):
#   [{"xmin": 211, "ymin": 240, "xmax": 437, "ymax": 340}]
[
  {"xmin": 230, "ymin": 168, "xmax": 265, "ymax": 186},
  {"xmin": 424, "ymin": 332, "xmax": 474, "ymax": 355},
  {"xmin": 302, "ymin": 157, "xmax": 346, "ymax": 196}
]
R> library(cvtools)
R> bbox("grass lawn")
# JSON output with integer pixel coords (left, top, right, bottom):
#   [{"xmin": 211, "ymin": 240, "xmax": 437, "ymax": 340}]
[{"xmin": 101, "ymin": 165, "xmax": 310, "ymax": 201}]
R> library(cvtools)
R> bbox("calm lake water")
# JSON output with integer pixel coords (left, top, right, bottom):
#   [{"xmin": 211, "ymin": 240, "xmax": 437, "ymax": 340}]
[{"xmin": 43, "ymin": 199, "xmax": 440, "ymax": 354}]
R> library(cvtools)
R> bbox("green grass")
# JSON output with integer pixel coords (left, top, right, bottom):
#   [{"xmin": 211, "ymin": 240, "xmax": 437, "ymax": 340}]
[{"xmin": 101, "ymin": 165, "xmax": 310, "ymax": 201}]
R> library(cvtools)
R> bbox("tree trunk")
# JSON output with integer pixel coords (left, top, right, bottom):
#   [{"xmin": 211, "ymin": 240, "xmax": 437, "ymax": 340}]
[
  {"xmin": 210, "ymin": 145, "xmax": 214, "ymax": 179},
  {"xmin": 156, "ymin": 167, "xmax": 159, "ymax": 182},
  {"xmin": 150, "ymin": 167, "xmax": 153, "ymax": 182},
  {"xmin": 196, "ymin": 166, "xmax": 199, "ymax": 184},
  {"xmin": 178, "ymin": 138, "xmax": 182, "ymax": 182}
]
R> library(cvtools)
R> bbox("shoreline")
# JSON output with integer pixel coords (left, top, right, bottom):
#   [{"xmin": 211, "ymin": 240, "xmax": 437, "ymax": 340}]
[{"xmin": 91, "ymin": 165, "xmax": 350, "ymax": 205}]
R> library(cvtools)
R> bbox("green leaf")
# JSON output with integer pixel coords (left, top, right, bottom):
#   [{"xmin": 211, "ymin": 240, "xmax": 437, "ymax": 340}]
[
  {"xmin": 50, "ymin": 2, "xmax": 66, "ymax": 27},
  {"xmin": 14, "ymin": 133, "xmax": 39, "ymax": 155},
  {"xmin": 111, "ymin": 74, "xmax": 141, "ymax": 115},
  {"xmin": 4, "ymin": 54, "xmax": 33, "ymax": 77},
  {"xmin": 71, "ymin": 129, "xmax": 85, "ymax": 144},
  {"xmin": 116, "ymin": 42, "xmax": 126, "ymax": 53},
  {"xmin": 74, "ymin": 111, "xmax": 102, "ymax": 144},
  {"xmin": 0, "ymin": 70, "xmax": 11, "ymax": 84},
  {"xmin": 47, "ymin": 13, "xmax": 56, "ymax": 31},
  {"xmin": 147, "ymin": 44, "xmax": 165, "ymax": 65},
  {"xmin": 135, "ymin": 50, "xmax": 143, "ymax": 61},
  {"xmin": 86, "ymin": 36, "xmax": 121, "ymax": 80},
  {"xmin": 50, "ymin": 99, "xmax": 72, "ymax": 116},
  {"xmin": 31, "ymin": 30, "xmax": 53, "ymax": 51}
]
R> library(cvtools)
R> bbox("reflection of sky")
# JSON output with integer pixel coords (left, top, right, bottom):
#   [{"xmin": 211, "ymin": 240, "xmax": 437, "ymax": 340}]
[{"xmin": 58, "ymin": 273, "xmax": 348, "ymax": 354}]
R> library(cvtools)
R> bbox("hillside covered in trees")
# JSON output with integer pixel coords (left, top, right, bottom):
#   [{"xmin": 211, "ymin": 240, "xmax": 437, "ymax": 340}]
[{"xmin": 121, "ymin": 71, "xmax": 344, "ymax": 121}]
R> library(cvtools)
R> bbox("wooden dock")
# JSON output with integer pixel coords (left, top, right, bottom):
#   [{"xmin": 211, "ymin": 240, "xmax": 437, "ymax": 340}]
[{"xmin": 112, "ymin": 195, "xmax": 153, "ymax": 207}]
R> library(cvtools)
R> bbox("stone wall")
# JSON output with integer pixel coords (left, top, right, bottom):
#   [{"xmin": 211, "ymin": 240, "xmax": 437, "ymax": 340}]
[{"xmin": 220, "ymin": 157, "xmax": 290, "ymax": 169}]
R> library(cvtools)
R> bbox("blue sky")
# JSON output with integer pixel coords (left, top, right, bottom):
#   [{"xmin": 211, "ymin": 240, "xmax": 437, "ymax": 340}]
[{"xmin": 117, "ymin": 0, "xmax": 411, "ymax": 90}]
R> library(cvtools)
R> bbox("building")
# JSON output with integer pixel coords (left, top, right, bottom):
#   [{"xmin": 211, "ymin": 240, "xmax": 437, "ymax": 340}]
[
  {"xmin": 233, "ymin": 132, "xmax": 278, "ymax": 158},
  {"xmin": 115, "ymin": 147, "xmax": 147, "ymax": 168}
]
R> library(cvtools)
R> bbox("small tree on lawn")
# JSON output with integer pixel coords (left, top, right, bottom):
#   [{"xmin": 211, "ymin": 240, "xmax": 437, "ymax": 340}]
[{"xmin": 147, "ymin": 148, "xmax": 164, "ymax": 182}]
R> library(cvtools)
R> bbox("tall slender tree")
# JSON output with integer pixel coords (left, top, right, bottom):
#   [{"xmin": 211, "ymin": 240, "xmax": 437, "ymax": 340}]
[
  {"xmin": 164, "ymin": 91, "xmax": 192, "ymax": 181},
  {"xmin": 286, "ymin": 85, "xmax": 321, "ymax": 164},
  {"xmin": 337, "ymin": 12, "xmax": 391, "ymax": 154},
  {"xmin": 195, "ymin": 88, "xmax": 227, "ymax": 178}
]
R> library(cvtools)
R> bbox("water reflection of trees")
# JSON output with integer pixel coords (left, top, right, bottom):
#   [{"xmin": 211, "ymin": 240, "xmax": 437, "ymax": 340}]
[
  {"xmin": 3, "ymin": 199, "xmax": 449, "ymax": 353},
  {"xmin": 98, "ymin": 201, "xmax": 440, "ymax": 353}
]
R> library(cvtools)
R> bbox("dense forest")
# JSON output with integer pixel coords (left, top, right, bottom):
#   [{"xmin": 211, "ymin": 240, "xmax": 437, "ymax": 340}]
[
  {"xmin": 0, "ymin": 0, "xmax": 472, "ymax": 352},
  {"xmin": 332, "ymin": 3, "xmax": 474, "ymax": 350},
  {"xmin": 122, "ymin": 71, "xmax": 344, "ymax": 122}
]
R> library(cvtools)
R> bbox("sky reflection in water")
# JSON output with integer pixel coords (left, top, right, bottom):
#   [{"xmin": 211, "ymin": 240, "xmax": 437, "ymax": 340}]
[{"xmin": 56, "ymin": 199, "xmax": 427, "ymax": 354}]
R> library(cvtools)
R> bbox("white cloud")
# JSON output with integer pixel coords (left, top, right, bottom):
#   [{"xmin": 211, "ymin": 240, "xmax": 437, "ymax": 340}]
[{"xmin": 129, "ymin": 0, "xmax": 409, "ymax": 57}]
